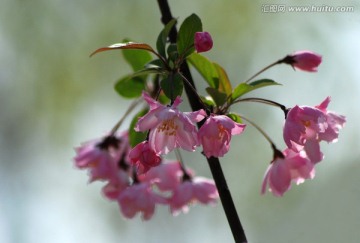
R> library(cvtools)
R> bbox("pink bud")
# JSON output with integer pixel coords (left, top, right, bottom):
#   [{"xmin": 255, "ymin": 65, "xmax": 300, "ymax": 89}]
[
  {"xmin": 285, "ymin": 50, "xmax": 322, "ymax": 72},
  {"xmin": 194, "ymin": 32, "xmax": 213, "ymax": 53}
]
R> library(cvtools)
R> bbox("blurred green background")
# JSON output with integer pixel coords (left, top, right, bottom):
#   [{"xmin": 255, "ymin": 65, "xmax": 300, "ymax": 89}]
[{"xmin": 1, "ymin": 0, "xmax": 359, "ymax": 242}]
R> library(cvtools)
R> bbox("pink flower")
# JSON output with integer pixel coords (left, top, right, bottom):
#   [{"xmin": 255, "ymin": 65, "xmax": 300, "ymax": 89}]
[
  {"xmin": 284, "ymin": 104, "xmax": 327, "ymax": 163},
  {"xmin": 261, "ymin": 149, "xmax": 315, "ymax": 197},
  {"xmin": 128, "ymin": 141, "xmax": 162, "ymax": 174},
  {"xmin": 198, "ymin": 115, "xmax": 246, "ymax": 158},
  {"xmin": 285, "ymin": 50, "xmax": 322, "ymax": 72},
  {"xmin": 74, "ymin": 136, "xmax": 121, "ymax": 182},
  {"xmin": 284, "ymin": 97, "xmax": 345, "ymax": 163},
  {"xmin": 102, "ymin": 170, "xmax": 130, "ymax": 200},
  {"xmin": 194, "ymin": 32, "xmax": 213, "ymax": 53},
  {"xmin": 315, "ymin": 97, "xmax": 346, "ymax": 143},
  {"xmin": 117, "ymin": 182, "xmax": 167, "ymax": 220},
  {"xmin": 140, "ymin": 161, "xmax": 183, "ymax": 191},
  {"xmin": 135, "ymin": 92, "xmax": 206, "ymax": 154},
  {"xmin": 169, "ymin": 177, "xmax": 218, "ymax": 215}
]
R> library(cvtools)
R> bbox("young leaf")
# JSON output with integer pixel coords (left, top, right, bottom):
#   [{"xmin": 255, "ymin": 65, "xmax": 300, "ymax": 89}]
[
  {"xmin": 187, "ymin": 53, "xmax": 218, "ymax": 89},
  {"xmin": 227, "ymin": 113, "xmax": 242, "ymax": 123},
  {"xmin": 231, "ymin": 79, "xmax": 280, "ymax": 101},
  {"xmin": 177, "ymin": 14, "xmax": 202, "ymax": 58},
  {"xmin": 129, "ymin": 109, "xmax": 148, "ymax": 148},
  {"xmin": 160, "ymin": 73, "xmax": 184, "ymax": 100},
  {"xmin": 156, "ymin": 18, "xmax": 177, "ymax": 58},
  {"xmin": 114, "ymin": 76, "xmax": 145, "ymax": 98},
  {"xmin": 90, "ymin": 42, "xmax": 156, "ymax": 57},
  {"xmin": 206, "ymin": 87, "xmax": 227, "ymax": 107},
  {"xmin": 213, "ymin": 63, "xmax": 232, "ymax": 96}
]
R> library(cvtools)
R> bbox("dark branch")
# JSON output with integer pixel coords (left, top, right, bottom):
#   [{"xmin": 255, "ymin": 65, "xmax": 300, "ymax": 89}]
[{"xmin": 157, "ymin": 1, "xmax": 247, "ymax": 242}]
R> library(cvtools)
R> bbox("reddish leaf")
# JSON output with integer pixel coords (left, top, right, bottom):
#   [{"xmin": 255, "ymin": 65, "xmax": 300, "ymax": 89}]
[{"xmin": 90, "ymin": 42, "xmax": 156, "ymax": 57}]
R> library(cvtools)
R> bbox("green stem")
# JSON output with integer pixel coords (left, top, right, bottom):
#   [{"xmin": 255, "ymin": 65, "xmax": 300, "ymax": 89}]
[
  {"xmin": 244, "ymin": 59, "xmax": 282, "ymax": 84},
  {"xmin": 109, "ymin": 98, "xmax": 142, "ymax": 136}
]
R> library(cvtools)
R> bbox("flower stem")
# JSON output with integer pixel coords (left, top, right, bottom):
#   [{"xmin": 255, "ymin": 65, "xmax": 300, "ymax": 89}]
[
  {"xmin": 243, "ymin": 59, "xmax": 282, "ymax": 84},
  {"xmin": 109, "ymin": 98, "xmax": 142, "ymax": 136},
  {"xmin": 157, "ymin": 1, "xmax": 247, "ymax": 242},
  {"xmin": 232, "ymin": 97, "xmax": 288, "ymax": 118}
]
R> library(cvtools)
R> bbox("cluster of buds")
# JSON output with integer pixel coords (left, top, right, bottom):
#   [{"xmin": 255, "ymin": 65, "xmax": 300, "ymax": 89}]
[{"xmin": 74, "ymin": 14, "xmax": 345, "ymax": 221}]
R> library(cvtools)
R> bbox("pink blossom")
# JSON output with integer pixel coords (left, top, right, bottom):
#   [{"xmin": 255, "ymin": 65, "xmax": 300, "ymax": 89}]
[
  {"xmin": 169, "ymin": 177, "xmax": 218, "ymax": 215},
  {"xmin": 261, "ymin": 149, "xmax": 315, "ymax": 197},
  {"xmin": 117, "ymin": 182, "xmax": 167, "ymax": 220},
  {"xmin": 140, "ymin": 161, "xmax": 183, "ymax": 191},
  {"xmin": 74, "ymin": 136, "xmax": 121, "ymax": 182},
  {"xmin": 194, "ymin": 32, "xmax": 213, "ymax": 53},
  {"xmin": 128, "ymin": 141, "xmax": 162, "ymax": 174},
  {"xmin": 284, "ymin": 104, "xmax": 327, "ymax": 163},
  {"xmin": 198, "ymin": 115, "xmax": 246, "ymax": 158},
  {"xmin": 102, "ymin": 170, "xmax": 130, "ymax": 200},
  {"xmin": 135, "ymin": 92, "xmax": 206, "ymax": 154},
  {"xmin": 315, "ymin": 97, "xmax": 346, "ymax": 143},
  {"xmin": 286, "ymin": 50, "xmax": 322, "ymax": 72},
  {"xmin": 284, "ymin": 98, "xmax": 345, "ymax": 163}
]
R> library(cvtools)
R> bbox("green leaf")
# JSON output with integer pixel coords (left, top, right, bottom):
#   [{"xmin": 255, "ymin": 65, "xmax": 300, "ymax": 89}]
[
  {"xmin": 206, "ymin": 87, "xmax": 227, "ymax": 107},
  {"xmin": 167, "ymin": 43, "xmax": 179, "ymax": 63},
  {"xmin": 227, "ymin": 113, "xmax": 242, "ymax": 123},
  {"xmin": 213, "ymin": 63, "xmax": 232, "ymax": 96},
  {"xmin": 187, "ymin": 53, "xmax": 218, "ymax": 89},
  {"xmin": 156, "ymin": 18, "xmax": 177, "ymax": 58},
  {"xmin": 90, "ymin": 42, "xmax": 156, "ymax": 57},
  {"xmin": 200, "ymin": 95, "xmax": 216, "ymax": 108},
  {"xmin": 129, "ymin": 109, "xmax": 148, "ymax": 148},
  {"xmin": 231, "ymin": 79, "xmax": 281, "ymax": 101},
  {"xmin": 160, "ymin": 73, "xmax": 184, "ymax": 100},
  {"xmin": 177, "ymin": 14, "xmax": 202, "ymax": 58},
  {"xmin": 114, "ymin": 76, "xmax": 145, "ymax": 98},
  {"xmin": 122, "ymin": 48, "xmax": 152, "ymax": 71}
]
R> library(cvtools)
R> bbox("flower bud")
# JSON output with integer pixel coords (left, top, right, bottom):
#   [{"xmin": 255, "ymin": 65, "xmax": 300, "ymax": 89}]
[
  {"xmin": 194, "ymin": 32, "xmax": 213, "ymax": 53},
  {"xmin": 284, "ymin": 50, "xmax": 322, "ymax": 72}
]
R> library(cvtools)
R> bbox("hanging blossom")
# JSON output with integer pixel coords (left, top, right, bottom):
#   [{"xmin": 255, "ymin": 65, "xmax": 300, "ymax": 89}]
[
  {"xmin": 261, "ymin": 148, "xmax": 315, "ymax": 197},
  {"xmin": 283, "ymin": 50, "xmax": 322, "ymax": 72},
  {"xmin": 283, "ymin": 97, "xmax": 346, "ymax": 163},
  {"xmin": 198, "ymin": 114, "xmax": 246, "ymax": 158},
  {"xmin": 117, "ymin": 181, "xmax": 168, "ymax": 221},
  {"xmin": 128, "ymin": 140, "xmax": 162, "ymax": 175},
  {"xmin": 135, "ymin": 92, "xmax": 206, "ymax": 155},
  {"xmin": 74, "ymin": 133, "xmax": 129, "ymax": 182},
  {"xmin": 169, "ymin": 176, "xmax": 219, "ymax": 216}
]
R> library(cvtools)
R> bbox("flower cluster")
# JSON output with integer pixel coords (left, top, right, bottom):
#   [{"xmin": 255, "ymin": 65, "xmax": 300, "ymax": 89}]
[
  {"xmin": 74, "ymin": 14, "xmax": 346, "ymax": 228},
  {"xmin": 262, "ymin": 97, "xmax": 346, "ymax": 196},
  {"xmin": 74, "ymin": 132, "xmax": 219, "ymax": 220},
  {"xmin": 135, "ymin": 92, "xmax": 245, "ymax": 161}
]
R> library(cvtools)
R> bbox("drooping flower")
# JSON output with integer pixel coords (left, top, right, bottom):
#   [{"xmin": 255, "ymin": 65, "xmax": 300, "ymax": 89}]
[
  {"xmin": 194, "ymin": 31, "xmax": 213, "ymax": 53},
  {"xmin": 284, "ymin": 104, "xmax": 327, "ymax": 163},
  {"xmin": 283, "ymin": 50, "xmax": 322, "ymax": 72},
  {"xmin": 315, "ymin": 96, "xmax": 346, "ymax": 143},
  {"xmin": 102, "ymin": 169, "xmax": 130, "ymax": 200},
  {"xmin": 117, "ymin": 182, "xmax": 167, "ymax": 220},
  {"xmin": 74, "ymin": 135, "xmax": 121, "ymax": 182},
  {"xmin": 284, "ymin": 97, "xmax": 345, "ymax": 163},
  {"xmin": 128, "ymin": 141, "xmax": 162, "ymax": 174},
  {"xmin": 135, "ymin": 92, "xmax": 206, "ymax": 154},
  {"xmin": 169, "ymin": 177, "xmax": 218, "ymax": 216},
  {"xmin": 198, "ymin": 115, "xmax": 246, "ymax": 158},
  {"xmin": 261, "ymin": 148, "xmax": 315, "ymax": 197},
  {"xmin": 140, "ymin": 161, "xmax": 183, "ymax": 191}
]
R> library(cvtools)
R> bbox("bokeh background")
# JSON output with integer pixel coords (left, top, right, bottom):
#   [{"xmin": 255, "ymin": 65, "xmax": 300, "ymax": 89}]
[{"xmin": 1, "ymin": 0, "xmax": 359, "ymax": 242}]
